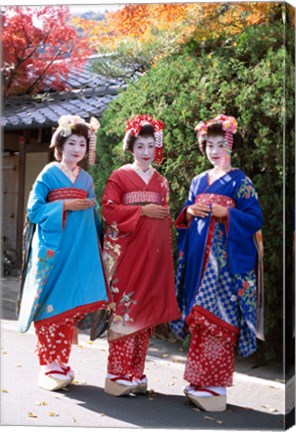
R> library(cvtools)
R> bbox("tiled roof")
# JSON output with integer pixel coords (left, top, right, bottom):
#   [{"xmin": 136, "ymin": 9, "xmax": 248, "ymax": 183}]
[{"xmin": 1, "ymin": 58, "xmax": 126, "ymax": 130}]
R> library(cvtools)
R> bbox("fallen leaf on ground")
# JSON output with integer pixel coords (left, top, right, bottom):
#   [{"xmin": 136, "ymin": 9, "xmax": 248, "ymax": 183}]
[
  {"xmin": 48, "ymin": 412, "xmax": 59, "ymax": 417},
  {"xmin": 162, "ymin": 354, "xmax": 169, "ymax": 358},
  {"xmin": 204, "ymin": 416, "xmax": 214, "ymax": 421},
  {"xmin": 1, "ymin": 389, "xmax": 8, "ymax": 393},
  {"xmin": 73, "ymin": 417, "xmax": 77, "ymax": 423},
  {"xmin": 216, "ymin": 420, "xmax": 223, "ymax": 424},
  {"xmin": 35, "ymin": 401, "xmax": 48, "ymax": 406},
  {"xmin": 262, "ymin": 405, "xmax": 279, "ymax": 413},
  {"xmin": 192, "ymin": 407, "xmax": 201, "ymax": 412},
  {"xmin": 27, "ymin": 412, "xmax": 38, "ymax": 418}
]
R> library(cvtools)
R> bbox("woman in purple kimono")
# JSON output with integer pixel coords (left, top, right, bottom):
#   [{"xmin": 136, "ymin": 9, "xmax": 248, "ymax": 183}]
[
  {"xmin": 171, "ymin": 114, "xmax": 264, "ymax": 412},
  {"xmin": 18, "ymin": 115, "xmax": 111, "ymax": 391}
]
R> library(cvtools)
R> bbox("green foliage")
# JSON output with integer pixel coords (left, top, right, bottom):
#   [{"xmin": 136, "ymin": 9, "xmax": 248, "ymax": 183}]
[{"xmin": 93, "ymin": 19, "xmax": 295, "ymax": 361}]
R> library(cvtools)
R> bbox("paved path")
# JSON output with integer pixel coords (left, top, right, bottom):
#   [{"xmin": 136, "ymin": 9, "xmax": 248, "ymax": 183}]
[{"xmin": 0, "ymin": 277, "xmax": 294, "ymax": 430}]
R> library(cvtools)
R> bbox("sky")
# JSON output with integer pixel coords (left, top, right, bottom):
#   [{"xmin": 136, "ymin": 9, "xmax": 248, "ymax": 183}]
[{"xmin": 69, "ymin": 4, "xmax": 121, "ymax": 14}]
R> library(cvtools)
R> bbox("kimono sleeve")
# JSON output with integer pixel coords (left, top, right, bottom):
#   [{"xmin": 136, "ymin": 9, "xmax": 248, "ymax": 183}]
[
  {"xmin": 175, "ymin": 178, "xmax": 198, "ymax": 229},
  {"xmin": 88, "ymin": 179, "xmax": 103, "ymax": 242},
  {"xmin": 227, "ymin": 175, "xmax": 264, "ymax": 273},
  {"xmin": 27, "ymin": 170, "xmax": 64, "ymax": 236},
  {"xmin": 102, "ymin": 171, "xmax": 142, "ymax": 234}
]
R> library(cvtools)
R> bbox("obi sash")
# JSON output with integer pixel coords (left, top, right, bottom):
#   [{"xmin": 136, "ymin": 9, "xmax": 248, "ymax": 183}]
[
  {"xmin": 47, "ymin": 188, "xmax": 87, "ymax": 202},
  {"xmin": 195, "ymin": 193, "xmax": 235, "ymax": 208},
  {"xmin": 122, "ymin": 191, "xmax": 162, "ymax": 206}
]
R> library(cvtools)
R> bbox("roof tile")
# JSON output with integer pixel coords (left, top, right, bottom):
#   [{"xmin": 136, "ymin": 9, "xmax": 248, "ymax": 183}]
[{"xmin": 2, "ymin": 58, "xmax": 126, "ymax": 130}]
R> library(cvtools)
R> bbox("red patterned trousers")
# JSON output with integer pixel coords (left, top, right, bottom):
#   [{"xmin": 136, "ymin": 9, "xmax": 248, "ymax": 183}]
[
  {"xmin": 34, "ymin": 312, "xmax": 86, "ymax": 366},
  {"xmin": 184, "ymin": 309, "xmax": 239, "ymax": 387},
  {"xmin": 107, "ymin": 330, "xmax": 150, "ymax": 378}
]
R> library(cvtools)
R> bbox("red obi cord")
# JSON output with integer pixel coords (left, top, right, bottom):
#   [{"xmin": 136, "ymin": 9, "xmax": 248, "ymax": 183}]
[{"xmin": 47, "ymin": 188, "xmax": 87, "ymax": 202}]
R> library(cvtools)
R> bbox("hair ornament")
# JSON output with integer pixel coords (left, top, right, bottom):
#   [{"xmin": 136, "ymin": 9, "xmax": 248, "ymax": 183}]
[
  {"xmin": 58, "ymin": 115, "xmax": 85, "ymax": 138},
  {"xmin": 88, "ymin": 117, "xmax": 100, "ymax": 166}
]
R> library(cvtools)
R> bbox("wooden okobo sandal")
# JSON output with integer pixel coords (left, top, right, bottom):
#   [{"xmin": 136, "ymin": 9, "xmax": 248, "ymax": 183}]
[
  {"xmin": 38, "ymin": 370, "xmax": 72, "ymax": 391},
  {"xmin": 104, "ymin": 376, "xmax": 137, "ymax": 396},
  {"xmin": 61, "ymin": 365, "xmax": 75, "ymax": 383},
  {"xmin": 184, "ymin": 387, "xmax": 227, "ymax": 412},
  {"xmin": 133, "ymin": 375, "xmax": 148, "ymax": 394}
]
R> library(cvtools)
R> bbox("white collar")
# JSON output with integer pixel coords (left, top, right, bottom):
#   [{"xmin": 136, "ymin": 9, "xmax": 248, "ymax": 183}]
[{"xmin": 132, "ymin": 162, "xmax": 154, "ymax": 184}]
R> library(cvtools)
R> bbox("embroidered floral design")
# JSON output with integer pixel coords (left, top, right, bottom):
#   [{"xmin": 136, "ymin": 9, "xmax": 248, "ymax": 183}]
[
  {"xmin": 103, "ymin": 231, "xmax": 123, "ymax": 284},
  {"xmin": 235, "ymin": 271, "xmax": 256, "ymax": 306},
  {"xmin": 111, "ymin": 291, "xmax": 137, "ymax": 327},
  {"xmin": 236, "ymin": 177, "xmax": 256, "ymax": 200}
]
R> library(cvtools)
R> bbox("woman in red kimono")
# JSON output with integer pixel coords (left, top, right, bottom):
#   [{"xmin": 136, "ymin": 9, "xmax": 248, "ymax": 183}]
[{"xmin": 102, "ymin": 114, "xmax": 180, "ymax": 396}]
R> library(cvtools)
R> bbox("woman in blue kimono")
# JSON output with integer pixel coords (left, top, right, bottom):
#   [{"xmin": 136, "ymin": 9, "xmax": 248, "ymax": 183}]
[
  {"xmin": 18, "ymin": 115, "xmax": 111, "ymax": 391},
  {"xmin": 171, "ymin": 114, "xmax": 264, "ymax": 412}
]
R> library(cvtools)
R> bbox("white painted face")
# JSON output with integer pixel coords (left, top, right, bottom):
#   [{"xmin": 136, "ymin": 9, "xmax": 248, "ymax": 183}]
[
  {"xmin": 205, "ymin": 134, "xmax": 230, "ymax": 169},
  {"xmin": 133, "ymin": 135, "xmax": 156, "ymax": 170},
  {"xmin": 62, "ymin": 134, "xmax": 87, "ymax": 165}
]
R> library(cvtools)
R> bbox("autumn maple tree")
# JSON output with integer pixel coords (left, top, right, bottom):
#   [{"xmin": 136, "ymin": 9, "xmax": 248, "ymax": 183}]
[
  {"xmin": 72, "ymin": 2, "xmax": 276, "ymax": 78},
  {"xmin": 1, "ymin": 6, "xmax": 91, "ymax": 97}
]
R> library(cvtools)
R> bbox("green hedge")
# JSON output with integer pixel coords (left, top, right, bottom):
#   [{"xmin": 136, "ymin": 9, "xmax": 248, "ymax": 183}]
[{"xmin": 91, "ymin": 18, "xmax": 295, "ymax": 361}]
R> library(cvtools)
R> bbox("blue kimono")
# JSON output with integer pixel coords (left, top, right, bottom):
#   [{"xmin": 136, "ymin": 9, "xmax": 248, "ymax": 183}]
[
  {"xmin": 171, "ymin": 169, "xmax": 264, "ymax": 357},
  {"xmin": 18, "ymin": 162, "xmax": 110, "ymax": 333}
]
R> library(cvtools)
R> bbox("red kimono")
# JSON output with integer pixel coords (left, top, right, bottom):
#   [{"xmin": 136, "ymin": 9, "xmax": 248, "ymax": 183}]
[{"xmin": 102, "ymin": 164, "xmax": 180, "ymax": 342}]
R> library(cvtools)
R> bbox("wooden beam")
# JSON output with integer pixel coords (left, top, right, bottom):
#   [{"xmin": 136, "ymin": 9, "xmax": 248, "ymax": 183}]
[
  {"xmin": 26, "ymin": 143, "xmax": 50, "ymax": 152},
  {"xmin": 16, "ymin": 136, "xmax": 26, "ymax": 267}
]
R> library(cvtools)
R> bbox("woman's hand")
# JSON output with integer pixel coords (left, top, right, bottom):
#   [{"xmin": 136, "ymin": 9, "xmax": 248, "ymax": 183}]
[
  {"xmin": 186, "ymin": 203, "xmax": 210, "ymax": 221},
  {"xmin": 64, "ymin": 199, "xmax": 96, "ymax": 211},
  {"xmin": 142, "ymin": 204, "xmax": 169, "ymax": 219},
  {"xmin": 211, "ymin": 203, "xmax": 228, "ymax": 218}
]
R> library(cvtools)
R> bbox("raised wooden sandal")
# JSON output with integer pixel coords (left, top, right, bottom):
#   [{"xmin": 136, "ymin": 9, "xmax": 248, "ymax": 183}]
[
  {"xmin": 38, "ymin": 370, "xmax": 71, "ymax": 391},
  {"xmin": 61, "ymin": 365, "xmax": 75, "ymax": 384},
  {"xmin": 186, "ymin": 387, "xmax": 226, "ymax": 412},
  {"xmin": 133, "ymin": 375, "xmax": 148, "ymax": 394},
  {"xmin": 104, "ymin": 376, "xmax": 137, "ymax": 396}
]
